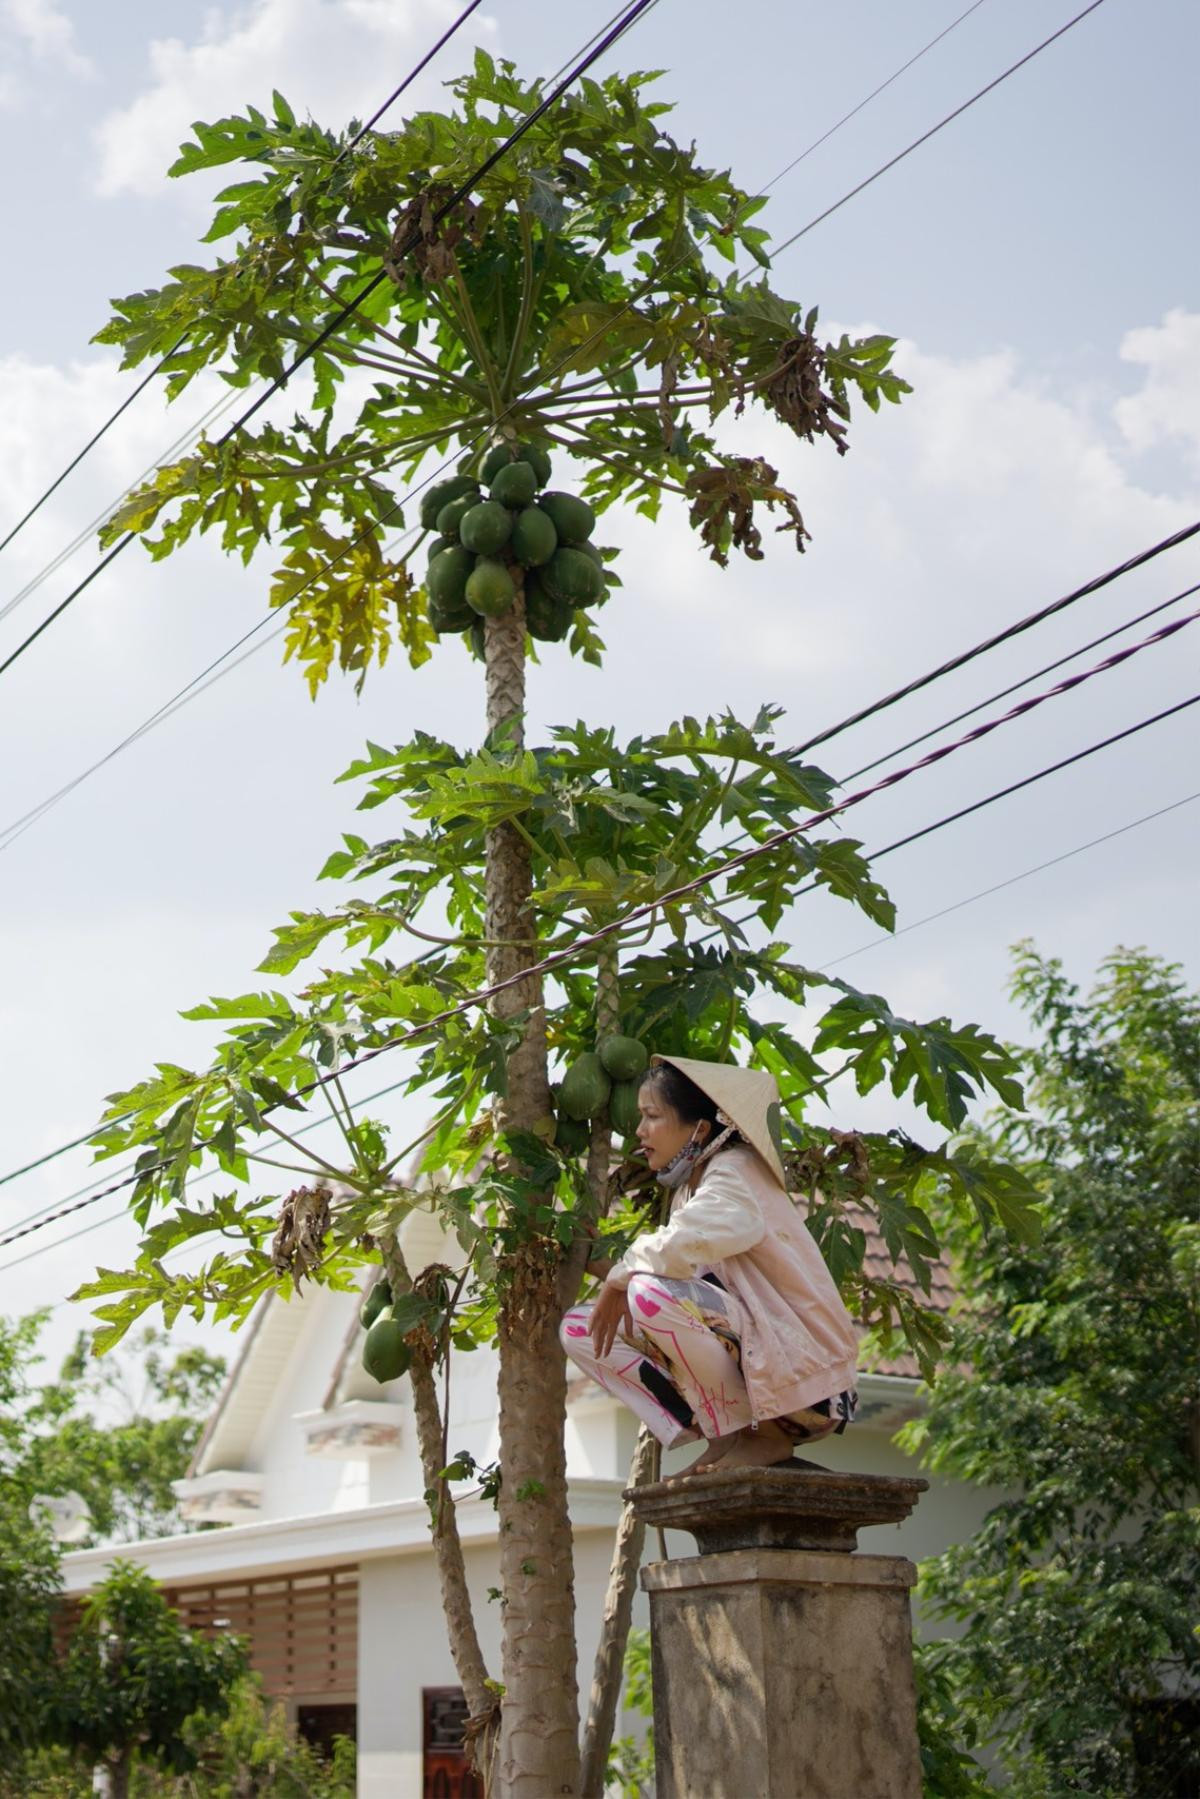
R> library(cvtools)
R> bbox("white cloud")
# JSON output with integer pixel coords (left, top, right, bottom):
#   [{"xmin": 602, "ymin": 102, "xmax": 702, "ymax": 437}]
[
  {"xmin": 1, "ymin": 314, "xmax": 1198, "ymax": 1349},
  {"xmin": 1115, "ymin": 307, "xmax": 1200, "ymax": 471},
  {"xmin": 1, "ymin": 0, "xmax": 93, "ymax": 82},
  {"xmin": 92, "ymin": 0, "xmax": 497, "ymax": 199}
]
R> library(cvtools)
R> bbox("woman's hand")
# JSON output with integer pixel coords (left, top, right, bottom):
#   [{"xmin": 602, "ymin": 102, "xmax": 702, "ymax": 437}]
[{"xmin": 589, "ymin": 1281, "xmax": 633, "ymax": 1359}]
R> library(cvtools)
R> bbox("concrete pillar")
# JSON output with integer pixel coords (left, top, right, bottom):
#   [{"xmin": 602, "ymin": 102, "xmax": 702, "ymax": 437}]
[{"xmin": 628, "ymin": 1460, "xmax": 928, "ymax": 1799}]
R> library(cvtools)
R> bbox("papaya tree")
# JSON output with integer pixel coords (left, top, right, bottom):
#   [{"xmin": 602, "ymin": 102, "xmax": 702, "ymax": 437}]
[{"xmin": 77, "ymin": 55, "xmax": 1040, "ymax": 1798}]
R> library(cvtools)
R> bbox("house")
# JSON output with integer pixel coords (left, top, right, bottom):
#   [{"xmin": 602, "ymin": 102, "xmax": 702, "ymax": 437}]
[{"xmin": 60, "ymin": 1204, "xmax": 1008, "ymax": 1796}]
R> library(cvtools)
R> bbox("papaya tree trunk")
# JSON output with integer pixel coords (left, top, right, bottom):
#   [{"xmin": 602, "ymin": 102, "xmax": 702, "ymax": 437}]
[
  {"xmin": 484, "ymin": 598, "xmax": 581, "ymax": 1797},
  {"xmin": 577, "ymin": 938, "xmax": 653, "ymax": 1796},
  {"xmin": 578, "ymin": 1425, "xmax": 657, "ymax": 1797},
  {"xmin": 380, "ymin": 1238, "xmax": 498, "ymax": 1781}
]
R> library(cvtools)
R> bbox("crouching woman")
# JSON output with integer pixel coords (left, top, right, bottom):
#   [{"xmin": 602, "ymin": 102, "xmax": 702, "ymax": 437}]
[{"xmin": 561, "ymin": 1056, "xmax": 860, "ymax": 1474}]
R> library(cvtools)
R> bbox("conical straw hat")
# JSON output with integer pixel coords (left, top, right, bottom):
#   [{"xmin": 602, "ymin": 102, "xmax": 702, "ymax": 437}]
[{"xmin": 651, "ymin": 1055, "xmax": 788, "ymax": 1188}]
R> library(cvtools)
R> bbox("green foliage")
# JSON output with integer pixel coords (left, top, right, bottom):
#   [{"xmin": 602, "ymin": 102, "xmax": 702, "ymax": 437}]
[
  {"xmin": 58, "ymin": 1562, "xmax": 246, "ymax": 1781},
  {"xmin": 901, "ymin": 946, "xmax": 1200, "ymax": 1798},
  {"xmin": 22, "ymin": 1325, "xmax": 226, "ymax": 1544},
  {"xmin": 0, "ymin": 1314, "xmax": 61, "ymax": 1763},
  {"xmin": 130, "ymin": 1673, "xmax": 356, "ymax": 1795},
  {"xmin": 74, "ymin": 706, "xmax": 1035, "ymax": 1377},
  {"xmin": 912, "ymin": 1642, "xmax": 991, "ymax": 1797},
  {"xmin": 607, "ymin": 1626, "xmax": 655, "ymax": 1797},
  {"xmin": 94, "ymin": 58, "xmax": 908, "ymax": 691}
]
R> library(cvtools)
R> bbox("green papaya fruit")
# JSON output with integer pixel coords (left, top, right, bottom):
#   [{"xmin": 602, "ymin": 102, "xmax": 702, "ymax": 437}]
[
  {"xmin": 608, "ymin": 1079, "xmax": 642, "ymax": 1138},
  {"xmin": 598, "ymin": 1034, "xmax": 650, "ymax": 1082},
  {"xmin": 510, "ymin": 504, "xmax": 557, "ymax": 569},
  {"xmin": 555, "ymin": 1113, "xmax": 591, "ymax": 1156},
  {"xmin": 491, "ymin": 461, "xmax": 537, "ymax": 509},
  {"xmin": 420, "ymin": 475, "xmax": 478, "ymax": 531},
  {"xmin": 427, "ymin": 535, "xmax": 455, "ymax": 566},
  {"xmin": 436, "ymin": 492, "xmax": 479, "ymax": 538},
  {"xmin": 468, "ymin": 618, "xmax": 486, "ymax": 659},
  {"xmin": 544, "ymin": 546, "xmax": 604, "ymax": 607},
  {"xmin": 481, "ymin": 443, "xmax": 514, "ymax": 485},
  {"xmin": 559, "ymin": 1051, "xmax": 612, "ymax": 1121},
  {"xmin": 517, "ymin": 443, "xmax": 553, "ymax": 488},
  {"xmin": 539, "ymin": 490, "xmax": 595, "ymax": 546},
  {"xmin": 360, "ymin": 1277, "xmax": 393, "ymax": 1329},
  {"xmin": 362, "ymin": 1316, "xmax": 412, "ymax": 1383},
  {"xmin": 524, "ymin": 573, "xmax": 574, "ymax": 643},
  {"xmin": 427, "ymin": 544, "xmax": 473, "ymax": 610},
  {"xmin": 459, "ymin": 499, "xmax": 513, "ymax": 556},
  {"xmin": 428, "ymin": 590, "xmax": 476, "ymax": 635},
  {"xmin": 466, "ymin": 557, "xmax": 517, "ymax": 617}
]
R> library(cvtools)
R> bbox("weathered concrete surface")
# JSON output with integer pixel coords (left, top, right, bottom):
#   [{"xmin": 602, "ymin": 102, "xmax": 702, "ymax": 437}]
[
  {"xmin": 642, "ymin": 1548, "xmax": 923, "ymax": 1799},
  {"xmin": 629, "ymin": 1466, "xmax": 928, "ymax": 1798},
  {"xmin": 627, "ymin": 1458, "xmax": 928, "ymax": 1556}
]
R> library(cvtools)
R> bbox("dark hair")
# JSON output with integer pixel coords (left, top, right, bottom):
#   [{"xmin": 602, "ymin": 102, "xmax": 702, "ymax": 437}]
[{"xmin": 640, "ymin": 1062, "xmax": 739, "ymax": 1147}]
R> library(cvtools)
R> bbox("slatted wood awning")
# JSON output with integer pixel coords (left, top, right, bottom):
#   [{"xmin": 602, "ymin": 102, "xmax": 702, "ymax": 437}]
[{"xmin": 162, "ymin": 1564, "xmax": 358, "ymax": 1698}]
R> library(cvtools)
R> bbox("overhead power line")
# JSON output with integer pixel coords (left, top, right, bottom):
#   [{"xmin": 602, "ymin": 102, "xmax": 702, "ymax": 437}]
[
  {"xmin": 0, "ymin": 0, "xmax": 1147, "ymax": 1197},
  {"xmin": 818, "ymin": 789, "xmax": 1200, "ymax": 974},
  {"xmin": 763, "ymin": 0, "xmax": 991, "ymax": 191},
  {"xmin": 0, "ymin": 0, "xmax": 661, "ymax": 684},
  {"xmin": 1, "ymin": 0, "xmax": 1115, "ymax": 817},
  {"xmin": 1, "ymin": 575, "xmax": 1195, "ymax": 1210},
  {"xmin": 772, "ymin": 0, "xmax": 1109, "ymax": 256},
  {"xmin": 3, "ymin": 612, "xmax": 1195, "ymax": 1256},
  {"xmin": 2, "ymin": 0, "xmax": 1105, "ymax": 690},
  {"xmin": 0, "ymin": 0, "xmax": 980, "ymax": 642},
  {"xmin": 0, "ymin": 523, "xmax": 418, "ymax": 857},
  {"xmin": 11, "ymin": 791, "xmax": 1199, "ymax": 1287},
  {"xmin": 840, "ymin": 579, "xmax": 1200, "ymax": 784},
  {"xmin": 0, "ymin": 0, "xmax": 489, "ymax": 570},
  {"xmin": 792, "ymin": 519, "xmax": 1200, "ymax": 757}
]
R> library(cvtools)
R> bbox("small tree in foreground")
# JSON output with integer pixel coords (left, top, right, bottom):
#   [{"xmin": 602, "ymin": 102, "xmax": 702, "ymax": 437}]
[
  {"xmin": 59, "ymin": 1562, "xmax": 246, "ymax": 1799},
  {"xmin": 903, "ymin": 945, "xmax": 1200, "ymax": 1797},
  {"xmin": 77, "ymin": 56, "xmax": 1042, "ymax": 1796}
]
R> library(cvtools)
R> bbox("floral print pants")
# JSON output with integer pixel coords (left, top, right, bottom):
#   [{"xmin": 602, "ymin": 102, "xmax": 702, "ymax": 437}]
[{"xmin": 561, "ymin": 1270, "xmax": 856, "ymax": 1451}]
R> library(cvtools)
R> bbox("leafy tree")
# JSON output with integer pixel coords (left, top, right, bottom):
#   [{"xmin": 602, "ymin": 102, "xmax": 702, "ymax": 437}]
[
  {"xmin": 56, "ymin": 1561, "xmax": 246, "ymax": 1799},
  {"xmin": 25, "ymin": 1325, "xmax": 226, "ymax": 1544},
  {"xmin": 0, "ymin": 1314, "xmax": 226, "ymax": 1547},
  {"xmin": 901, "ymin": 946, "xmax": 1200, "ymax": 1797},
  {"xmin": 0, "ymin": 1313, "xmax": 61, "ymax": 1765},
  {"xmin": 78, "ymin": 55, "xmax": 1040, "ymax": 1797}
]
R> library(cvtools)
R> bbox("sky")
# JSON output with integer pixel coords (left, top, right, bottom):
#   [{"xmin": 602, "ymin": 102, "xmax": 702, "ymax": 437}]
[{"xmin": 0, "ymin": 0, "xmax": 1196, "ymax": 1379}]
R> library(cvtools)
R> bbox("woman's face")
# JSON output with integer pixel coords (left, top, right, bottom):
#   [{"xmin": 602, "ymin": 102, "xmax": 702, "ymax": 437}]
[{"xmin": 635, "ymin": 1083, "xmax": 708, "ymax": 1171}]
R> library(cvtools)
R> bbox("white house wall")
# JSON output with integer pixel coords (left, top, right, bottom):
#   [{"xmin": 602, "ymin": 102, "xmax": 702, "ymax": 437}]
[{"xmin": 63, "ymin": 1257, "xmax": 1015, "ymax": 1795}]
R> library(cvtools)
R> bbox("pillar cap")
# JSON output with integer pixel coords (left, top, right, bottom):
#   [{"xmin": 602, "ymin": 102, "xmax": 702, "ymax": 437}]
[{"xmin": 625, "ymin": 1458, "xmax": 928, "ymax": 1555}]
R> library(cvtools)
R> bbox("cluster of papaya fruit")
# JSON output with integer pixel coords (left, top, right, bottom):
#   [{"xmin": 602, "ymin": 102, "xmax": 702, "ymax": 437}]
[
  {"xmin": 420, "ymin": 441, "xmax": 607, "ymax": 648},
  {"xmin": 554, "ymin": 1033, "xmax": 651, "ymax": 1152},
  {"xmin": 359, "ymin": 1277, "xmax": 412, "ymax": 1384}
]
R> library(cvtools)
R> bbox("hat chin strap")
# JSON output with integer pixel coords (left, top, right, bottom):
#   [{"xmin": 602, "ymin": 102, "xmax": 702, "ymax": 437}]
[{"xmin": 655, "ymin": 1118, "xmax": 739, "ymax": 1189}]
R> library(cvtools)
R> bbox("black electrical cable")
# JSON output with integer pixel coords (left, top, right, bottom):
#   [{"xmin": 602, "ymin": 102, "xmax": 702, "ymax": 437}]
[
  {"xmin": 0, "ymin": 0, "xmax": 489, "ymax": 568},
  {"xmin": 772, "ymin": 0, "xmax": 1109, "ymax": 257},
  {"xmin": 840, "ymin": 577, "xmax": 1200, "ymax": 785},
  {"xmin": 0, "ymin": 0, "xmax": 1159, "ymax": 1194},
  {"xmin": 0, "ymin": 521, "xmax": 419, "ymax": 857},
  {"xmin": 12, "ymin": 781, "xmax": 1196, "ymax": 1278},
  {"xmin": 762, "ymin": 0, "xmax": 991, "ymax": 192},
  {"xmin": 816, "ymin": 789, "xmax": 1200, "ymax": 975},
  {"xmin": 0, "ymin": 0, "xmax": 660, "ymax": 684},
  {"xmin": 791, "ymin": 519, "xmax": 1200, "ymax": 758},
  {"xmin": 4, "ymin": 655, "xmax": 1195, "ymax": 1256}
]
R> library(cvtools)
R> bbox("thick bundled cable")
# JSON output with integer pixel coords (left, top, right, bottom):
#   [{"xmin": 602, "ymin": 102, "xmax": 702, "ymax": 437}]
[{"xmin": 3, "ymin": 604, "xmax": 1196, "ymax": 1254}]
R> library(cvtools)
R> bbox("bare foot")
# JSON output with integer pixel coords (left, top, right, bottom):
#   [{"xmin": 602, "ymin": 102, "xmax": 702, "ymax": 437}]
[
  {"xmin": 711, "ymin": 1422, "xmax": 796, "ymax": 1472},
  {"xmin": 677, "ymin": 1437, "xmax": 734, "ymax": 1478}
]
